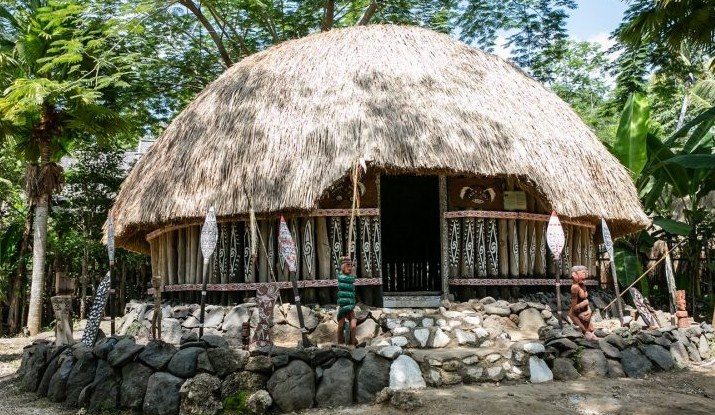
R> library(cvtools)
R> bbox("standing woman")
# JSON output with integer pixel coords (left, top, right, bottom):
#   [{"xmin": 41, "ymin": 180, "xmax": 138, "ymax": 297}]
[{"xmin": 337, "ymin": 257, "xmax": 357, "ymax": 345}]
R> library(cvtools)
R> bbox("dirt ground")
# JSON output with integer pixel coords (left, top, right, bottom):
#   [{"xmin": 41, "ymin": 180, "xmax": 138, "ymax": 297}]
[{"xmin": 1, "ymin": 324, "xmax": 715, "ymax": 415}]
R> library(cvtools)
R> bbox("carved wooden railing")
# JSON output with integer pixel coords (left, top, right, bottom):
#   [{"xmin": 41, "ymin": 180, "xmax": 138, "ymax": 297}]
[
  {"xmin": 444, "ymin": 210, "xmax": 597, "ymax": 287},
  {"xmin": 147, "ymin": 209, "xmax": 382, "ymax": 292}
]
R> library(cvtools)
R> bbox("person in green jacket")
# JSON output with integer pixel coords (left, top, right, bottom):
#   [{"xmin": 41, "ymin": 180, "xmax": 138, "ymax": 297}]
[{"xmin": 337, "ymin": 256, "xmax": 357, "ymax": 346}]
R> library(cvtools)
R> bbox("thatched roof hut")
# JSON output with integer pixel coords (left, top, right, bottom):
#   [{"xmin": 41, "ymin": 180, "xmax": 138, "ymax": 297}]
[{"xmin": 113, "ymin": 24, "xmax": 648, "ymax": 253}]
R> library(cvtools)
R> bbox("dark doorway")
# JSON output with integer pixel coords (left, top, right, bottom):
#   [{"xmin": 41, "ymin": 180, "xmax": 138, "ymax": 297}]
[{"xmin": 381, "ymin": 175, "xmax": 441, "ymax": 293}]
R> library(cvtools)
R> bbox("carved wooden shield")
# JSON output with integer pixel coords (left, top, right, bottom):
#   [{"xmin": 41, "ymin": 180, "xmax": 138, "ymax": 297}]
[{"xmin": 546, "ymin": 211, "xmax": 565, "ymax": 259}]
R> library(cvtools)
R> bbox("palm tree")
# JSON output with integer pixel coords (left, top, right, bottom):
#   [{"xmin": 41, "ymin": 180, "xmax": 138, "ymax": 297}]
[
  {"xmin": 619, "ymin": 0, "xmax": 715, "ymax": 56},
  {"xmin": 0, "ymin": 0, "xmax": 134, "ymax": 335}
]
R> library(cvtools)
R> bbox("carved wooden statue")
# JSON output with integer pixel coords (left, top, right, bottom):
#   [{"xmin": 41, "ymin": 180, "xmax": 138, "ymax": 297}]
[
  {"xmin": 568, "ymin": 265, "xmax": 596, "ymax": 340},
  {"xmin": 151, "ymin": 276, "xmax": 163, "ymax": 340},
  {"xmin": 51, "ymin": 295, "xmax": 74, "ymax": 346},
  {"xmin": 675, "ymin": 290, "xmax": 690, "ymax": 328}
]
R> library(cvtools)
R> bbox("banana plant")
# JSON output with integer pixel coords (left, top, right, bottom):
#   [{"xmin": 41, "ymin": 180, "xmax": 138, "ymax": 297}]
[{"xmin": 611, "ymin": 92, "xmax": 715, "ymax": 303}]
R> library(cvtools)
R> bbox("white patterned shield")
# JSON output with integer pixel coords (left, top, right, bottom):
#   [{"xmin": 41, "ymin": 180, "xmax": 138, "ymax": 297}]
[
  {"xmin": 546, "ymin": 211, "xmax": 565, "ymax": 259},
  {"xmin": 279, "ymin": 216, "xmax": 298, "ymax": 272},
  {"xmin": 107, "ymin": 214, "xmax": 115, "ymax": 264},
  {"xmin": 200, "ymin": 206, "xmax": 219, "ymax": 265},
  {"xmin": 601, "ymin": 218, "xmax": 614, "ymax": 260}
]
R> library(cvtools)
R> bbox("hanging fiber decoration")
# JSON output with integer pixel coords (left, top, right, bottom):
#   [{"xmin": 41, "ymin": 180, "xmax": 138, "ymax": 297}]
[
  {"xmin": 249, "ymin": 208, "xmax": 258, "ymax": 261},
  {"xmin": 107, "ymin": 214, "xmax": 115, "ymax": 265}
]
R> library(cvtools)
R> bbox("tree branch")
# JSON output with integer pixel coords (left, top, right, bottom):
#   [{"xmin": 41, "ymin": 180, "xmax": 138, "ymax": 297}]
[
  {"xmin": 177, "ymin": 0, "xmax": 233, "ymax": 68},
  {"xmin": 358, "ymin": 1, "xmax": 381, "ymax": 26},
  {"xmin": 322, "ymin": 0, "xmax": 335, "ymax": 31}
]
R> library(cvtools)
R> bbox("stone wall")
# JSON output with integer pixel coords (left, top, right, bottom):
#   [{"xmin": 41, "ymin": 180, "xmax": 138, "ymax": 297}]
[{"xmin": 17, "ymin": 296, "xmax": 714, "ymax": 414}]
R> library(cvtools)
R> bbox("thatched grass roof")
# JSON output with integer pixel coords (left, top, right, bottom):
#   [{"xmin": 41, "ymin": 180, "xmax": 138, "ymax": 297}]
[{"xmin": 112, "ymin": 24, "xmax": 649, "ymax": 253}]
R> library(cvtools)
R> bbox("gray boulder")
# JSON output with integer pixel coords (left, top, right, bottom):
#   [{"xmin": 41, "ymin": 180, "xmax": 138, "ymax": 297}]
[
  {"xmin": 143, "ymin": 372, "xmax": 184, "ymax": 415},
  {"xmin": 22, "ymin": 343, "xmax": 49, "ymax": 393},
  {"xmin": 207, "ymin": 347, "xmax": 249, "ymax": 377},
  {"xmin": 483, "ymin": 304, "xmax": 511, "ymax": 317},
  {"xmin": 222, "ymin": 305, "xmax": 251, "ymax": 336},
  {"xmin": 267, "ymin": 360, "xmax": 315, "ymax": 412},
  {"xmin": 65, "ymin": 349, "xmax": 98, "ymax": 406},
  {"xmin": 643, "ymin": 344, "xmax": 673, "ymax": 371},
  {"xmin": 607, "ymin": 360, "xmax": 626, "ymax": 378},
  {"xmin": 107, "ymin": 337, "xmax": 144, "ymax": 367},
  {"xmin": 37, "ymin": 354, "xmax": 59, "ymax": 397},
  {"xmin": 577, "ymin": 349, "xmax": 608, "ymax": 377},
  {"xmin": 551, "ymin": 357, "xmax": 579, "ymax": 381},
  {"xmin": 167, "ymin": 347, "xmax": 203, "ymax": 378},
  {"xmin": 89, "ymin": 360, "xmax": 120, "ymax": 412},
  {"xmin": 47, "ymin": 354, "xmax": 74, "ymax": 402},
  {"xmin": 283, "ymin": 304, "xmax": 319, "ymax": 331},
  {"xmin": 316, "ymin": 357, "xmax": 354, "ymax": 407},
  {"xmin": 546, "ymin": 338, "xmax": 578, "ymax": 351},
  {"xmin": 604, "ymin": 333, "xmax": 627, "ymax": 350},
  {"xmin": 390, "ymin": 355, "xmax": 426, "ymax": 390},
  {"xmin": 598, "ymin": 340, "xmax": 621, "ymax": 359},
  {"xmin": 518, "ymin": 308, "xmax": 546, "ymax": 333},
  {"xmin": 247, "ymin": 390, "xmax": 273, "ymax": 415},
  {"xmin": 246, "ymin": 355, "xmax": 274, "ymax": 374},
  {"xmin": 179, "ymin": 373, "xmax": 223, "ymax": 415},
  {"xmin": 138, "ymin": 340, "xmax": 177, "ymax": 370},
  {"xmin": 621, "ymin": 347, "xmax": 652, "ymax": 378},
  {"xmin": 699, "ymin": 335, "xmax": 711, "ymax": 360},
  {"xmin": 222, "ymin": 371, "xmax": 269, "ymax": 398},
  {"xmin": 121, "ymin": 362, "xmax": 153, "ymax": 410},
  {"xmin": 357, "ymin": 353, "xmax": 391, "ymax": 403},
  {"xmin": 161, "ymin": 318, "xmax": 184, "ymax": 344},
  {"xmin": 669, "ymin": 340, "xmax": 690, "ymax": 367},
  {"xmin": 529, "ymin": 356, "xmax": 553, "ymax": 383},
  {"xmin": 93, "ymin": 337, "xmax": 118, "ymax": 360}
]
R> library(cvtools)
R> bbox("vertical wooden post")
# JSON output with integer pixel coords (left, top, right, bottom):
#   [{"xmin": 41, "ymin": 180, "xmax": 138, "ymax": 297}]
[
  {"xmin": 302, "ymin": 218, "xmax": 317, "ymax": 305},
  {"xmin": 316, "ymin": 216, "xmax": 332, "ymax": 304},
  {"xmin": 527, "ymin": 221, "xmax": 536, "ymax": 277},
  {"xmin": 167, "ymin": 231, "xmax": 176, "ymax": 285},
  {"xmin": 475, "ymin": 218, "xmax": 487, "ymax": 298},
  {"xmin": 497, "ymin": 219, "xmax": 508, "ymax": 299},
  {"xmin": 508, "ymin": 219, "xmax": 519, "ymax": 299},
  {"xmin": 447, "ymin": 219, "xmax": 461, "ymax": 280},
  {"xmin": 178, "ymin": 228, "xmax": 186, "ymax": 285},
  {"xmin": 258, "ymin": 220, "xmax": 269, "ymax": 283},
  {"xmin": 461, "ymin": 218, "xmax": 476, "ymax": 300},
  {"xmin": 534, "ymin": 222, "xmax": 546, "ymax": 276}
]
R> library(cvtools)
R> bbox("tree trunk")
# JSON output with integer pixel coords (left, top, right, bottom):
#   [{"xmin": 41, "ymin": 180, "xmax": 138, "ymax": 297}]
[
  {"xmin": 27, "ymin": 196, "xmax": 49, "ymax": 336},
  {"xmin": 9, "ymin": 206, "xmax": 33, "ymax": 334},
  {"xmin": 80, "ymin": 249, "xmax": 88, "ymax": 320}
]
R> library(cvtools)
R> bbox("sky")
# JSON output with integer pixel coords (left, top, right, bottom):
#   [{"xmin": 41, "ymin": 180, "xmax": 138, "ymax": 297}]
[
  {"xmin": 494, "ymin": 0, "xmax": 629, "ymax": 59},
  {"xmin": 567, "ymin": 0, "xmax": 629, "ymax": 48}
]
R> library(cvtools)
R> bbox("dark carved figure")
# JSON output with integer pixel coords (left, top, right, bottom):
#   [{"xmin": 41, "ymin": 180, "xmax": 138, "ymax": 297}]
[
  {"xmin": 569, "ymin": 265, "xmax": 597, "ymax": 340},
  {"xmin": 337, "ymin": 257, "xmax": 357, "ymax": 346}
]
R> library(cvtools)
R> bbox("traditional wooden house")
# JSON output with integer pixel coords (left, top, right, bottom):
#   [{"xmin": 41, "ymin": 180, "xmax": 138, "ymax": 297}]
[{"xmin": 111, "ymin": 25, "xmax": 649, "ymax": 307}]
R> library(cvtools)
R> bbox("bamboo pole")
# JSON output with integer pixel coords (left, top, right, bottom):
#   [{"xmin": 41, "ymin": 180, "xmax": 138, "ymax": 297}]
[{"xmin": 602, "ymin": 239, "xmax": 687, "ymax": 311}]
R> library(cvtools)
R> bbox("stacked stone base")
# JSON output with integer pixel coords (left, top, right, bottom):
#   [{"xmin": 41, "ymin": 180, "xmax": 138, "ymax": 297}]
[{"xmin": 16, "ymin": 296, "xmax": 715, "ymax": 414}]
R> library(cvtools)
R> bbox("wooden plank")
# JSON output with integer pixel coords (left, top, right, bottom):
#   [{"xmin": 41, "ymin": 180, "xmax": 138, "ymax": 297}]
[
  {"xmin": 302, "ymin": 218, "xmax": 316, "ymax": 280},
  {"xmin": 177, "ymin": 228, "xmax": 186, "ymax": 285},
  {"xmin": 358, "ymin": 217, "xmax": 373, "ymax": 278},
  {"xmin": 243, "ymin": 221, "xmax": 254, "ymax": 283},
  {"xmin": 562, "ymin": 225, "xmax": 572, "ymax": 277},
  {"xmin": 572, "ymin": 226, "xmax": 582, "ymax": 269},
  {"xmin": 447, "ymin": 219, "xmax": 461, "ymax": 279},
  {"xmin": 258, "ymin": 220, "xmax": 269, "ymax": 283},
  {"xmin": 475, "ymin": 219, "xmax": 487, "ymax": 278},
  {"xmin": 461, "ymin": 218, "xmax": 476, "ymax": 278},
  {"xmin": 534, "ymin": 222, "xmax": 546, "ymax": 276},
  {"xmin": 329, "ymin": 217, "xmax": 343, "ymax": 279},
  {"xmin": 527, "ymin": 220, "xmax": 536, "ymax": 277},
  {"xmin": 486, "ymin": 219, "xmax": 499, "ymax": 278},
  {"xmin": 167, "ymin": 231, "xmax": 176, "ymax": 285},
  {"xmin": 508, "ymin": 219, "xmax": 519, "ymax": 278},
  {"xmin": 518, "ymin": 219, "xmax": 528, "ymax": 277},
  {"xmin": 372, "ymin": 217, "xmax": 382, "ymax": 278},
  {"xmin": 316, "ymin": 217, "xmax": 331, "ymax": 279}
]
